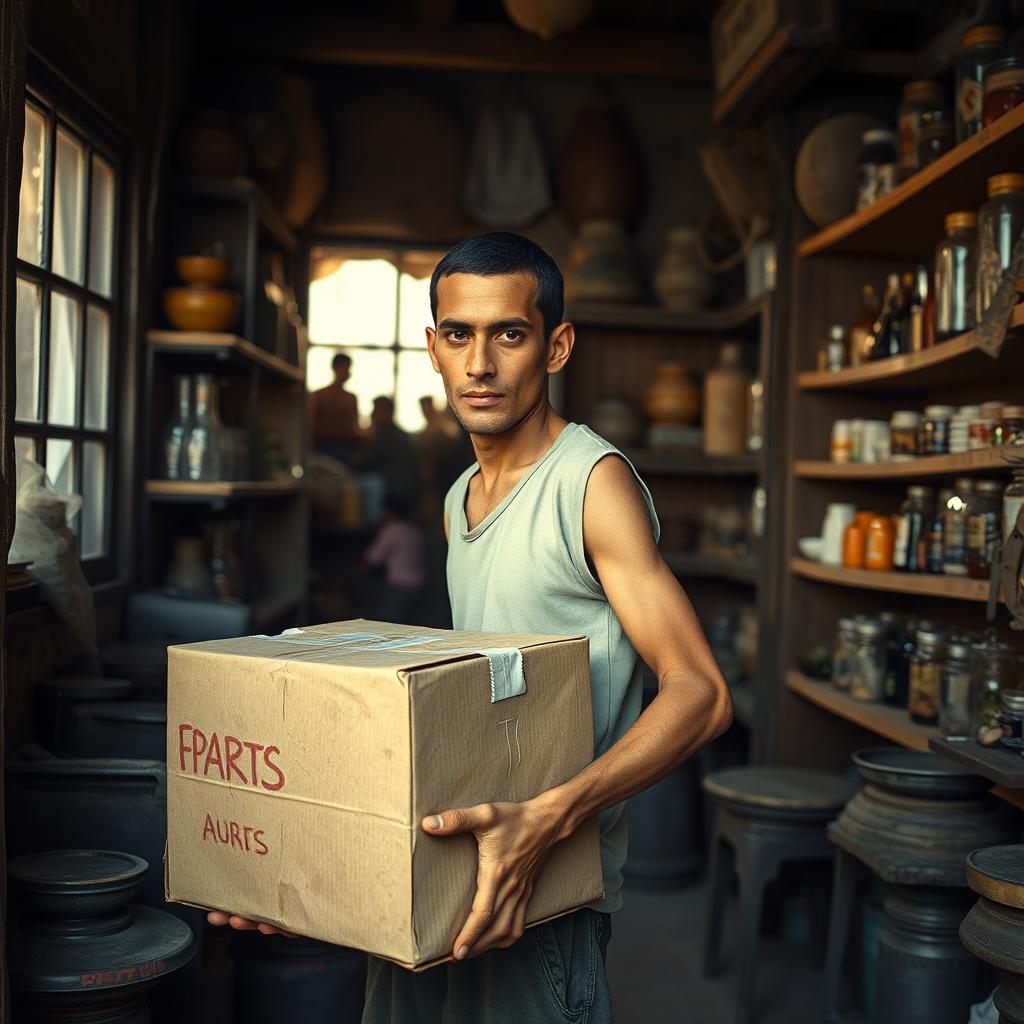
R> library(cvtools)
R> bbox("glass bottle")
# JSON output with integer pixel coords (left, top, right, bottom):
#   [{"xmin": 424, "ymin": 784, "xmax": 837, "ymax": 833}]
[
  {"xmin": 957, "ymin": 25, "xmax": 1008, "ymax": 141},
  {"xmin": 164, "ymin": 374, "xmax": 192, "ymax": 480},
  {"xmin": 917, "ymin": 109, "xmax": 954, "ymax": 167},
  {"xmin": 942, "ymin": 477, "xmax": 975, "ymax": 576},
  {"xmin": 982, "ymin": 57, "xmax": 1024, "ymax": 128},
  {"xmin": 894, "ymin": 486, "xmax": 934, "ymax": 573},
  {"xmin": 1003, "ymin": 469, "xmax": 1024, "ymax": 544},
  {"xmin": 926, "ymin": 490, "xmax": 953, "ymax": 574},
  {"xmin": 897, "ymin": 80, "xmax": 945, "ymax": 181},
  {"xmin": 832, "ymin": 617, "xmax": 858, "ymax": 692},
  {"xmin": 940, "ymin": 638, "xmax": 973, "ymax": 736},
  {"xmin": 850, "ymin": 619, "xmax": 886, "ymax": 702},
  {"xmin": 909, "ymin": 628, "xmax": 946, "ymax": 725},
  {"xmin": 909, "ymin": 263, "xmax": 929, "ymax": 352},
  {"xmin": 186, "ymin": 373, "xmax": 224, "ymax": 482},
  {"xmin": 976, "ymin": 173, "xmax": 1024, "ymax": 324},
  {"xmin": 849, "ymin": 284, "xmax": 879, "ymax": 367},
  {"xmin": 971, "ymin": 633, "xmax": 1017, "ymax": 739},
  {"xmin": 966, "ymin": 478, "xmax": 1004, "ymax": 579},
  {"xmin": 867, "ymin": 274, "xmax": 902, "ymax": 360},
  {"xmin": 934, "ymin": 212, "xmax": 977, "ymax": 339}
]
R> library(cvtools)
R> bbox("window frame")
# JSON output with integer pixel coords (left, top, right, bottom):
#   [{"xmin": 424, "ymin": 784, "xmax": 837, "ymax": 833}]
[{"xmin": 14, "ymin": 73, "xmax": 126, "ymax": 584}]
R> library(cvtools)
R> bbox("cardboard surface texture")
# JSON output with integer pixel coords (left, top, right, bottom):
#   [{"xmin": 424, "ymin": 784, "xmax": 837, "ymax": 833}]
[{"xmin": 164, "ymin": 619, "xmax": 603, "ymax": 968}]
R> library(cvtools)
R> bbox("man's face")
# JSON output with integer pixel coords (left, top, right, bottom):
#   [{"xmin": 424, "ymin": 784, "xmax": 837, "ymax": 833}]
[
  {"xmin": 334, "ymin": 360, "xmax": 351, "ymax": 385},
  {"xmin": 427, "ymin": 272, "xmax": 550, "ymax": 437}
]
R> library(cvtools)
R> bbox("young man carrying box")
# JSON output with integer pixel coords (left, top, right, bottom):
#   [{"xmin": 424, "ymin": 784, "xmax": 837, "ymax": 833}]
[{"xmin": 210, "ymin": 233, "xmax": 733, "ymax": 1021}]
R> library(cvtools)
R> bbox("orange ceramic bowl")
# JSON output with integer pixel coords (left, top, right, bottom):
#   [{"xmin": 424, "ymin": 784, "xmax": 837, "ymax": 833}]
[
  {"xmin": 164, "ymin": 287, "xmax": 241, "ymax": 332},
  {"xmin": 175, "ymin": 255, "xmax": 230, "ymax": 287}
]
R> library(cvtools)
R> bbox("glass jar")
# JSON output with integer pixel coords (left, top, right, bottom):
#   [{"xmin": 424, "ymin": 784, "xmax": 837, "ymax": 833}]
[
  {"xmin": 969, "ymin": 418, "xmax": 996, "ymax": 449},
  {"xmin": 1000, "ymin": 405, "xmax": 1024, "ymax": 445},
  {"xmin": 998, "ymin": 689, "xmax": 1024, "ymax": 749},
  {"xmin": 894, "ymin": 485, "xmax": 934, "ymax": 572},
  {"xmin": 919, "ymin": 405, "xmax": 954, "ymax": 456},
  {"xmin": 186, "ymin": 373, "xmax": 224, "ymax": 482},
  {"xmin": 898, "ymin": 80, "xmax": 945, "ymax": 180},
  {"xmin": 942, "ymin": 477, "xmax": 975, "ymax": 575},
  {"xmin": 856, "ymin": 130, "xmax": 898, "ymax": 210},
  {"xmin": 832, "ymin": 617, "xmax": 858, "ymax": 692},
  {"xmin": 976, "ymin": 173, "xmax": 1024, "ymax": 323},
  {"xmin": 826, "ymin": 325, "xmax": 846, "ymax": 371},
  {"xmin": 865, "ymin": 514, "xmax": 895, "ymax": 571},
  {"xmin": 966, "ymin": 478, "xmax": 1004, "ymax": 579},
  {"xmin": 1003, "ymin": 469, "xmax": 1024, "ymax": 542},
  {"xmin": 850, "ymin": 619, "xmax": 886, "ymax": 702},
  {"xmin": 164, "ymin": 374, "xmax": 193, "ymax": 480},
  {"xmin": 917, "ymin": 108, "xmax": 954, "ymax": 167},
  {"xmin": 831, "ymin": 420, "xmax": 852, "ymax": 463},
  {"xmin": 933, "ymin": 212, "xmax": 977, "ymax": 339},
  {"xmin": 971, "ymin": 633, "xmax": 1017, "ymax": 739},
  {"xmin": 890, "ymin": 410, "xmax": 921, "ymax": 461},
  {"xmin": 982, "ymin": 58, "xmax": 1024, "ymax": 128},
  {"xmin": 957, "ymin": 25, "xmax": 1008, "ymax": 141},
  {"xmin": 909, "ymin": 628, "xmax": 945, "ymax": 724},
  {"xmin": 940, "ymin": 638, "xmax": 974, "ymax": 736}
]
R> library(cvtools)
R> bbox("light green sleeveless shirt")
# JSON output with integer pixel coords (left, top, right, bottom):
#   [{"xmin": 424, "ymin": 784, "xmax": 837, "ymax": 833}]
[{"xmin": 443, "ymin": 422, "xmax": 660, "ymax": 912}]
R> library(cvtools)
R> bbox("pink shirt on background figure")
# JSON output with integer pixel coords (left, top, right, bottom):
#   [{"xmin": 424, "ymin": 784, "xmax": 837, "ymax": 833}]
[{"xmin": 365, "ymin": 521, "xmax": 426, "ymax": 588}]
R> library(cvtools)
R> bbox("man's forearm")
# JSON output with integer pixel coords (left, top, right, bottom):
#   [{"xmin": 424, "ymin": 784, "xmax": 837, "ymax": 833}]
[{"xmin": 537, "ymin": 669, "xmax": 731, "ymax": 842}]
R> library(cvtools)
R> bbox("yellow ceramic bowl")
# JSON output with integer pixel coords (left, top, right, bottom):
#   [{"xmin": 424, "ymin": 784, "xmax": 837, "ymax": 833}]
[
  {"xmin": 175, "ymin": 255, "xmax": 230, "ymax": 288},
  {"xmin": 164, "ymin": 287, "xmax": 241, "ymax": 332}
]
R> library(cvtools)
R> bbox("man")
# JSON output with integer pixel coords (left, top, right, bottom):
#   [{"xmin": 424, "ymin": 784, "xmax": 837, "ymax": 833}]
[
  {"xmin": 309, "ymin": 352, "xmax": 361, "ymax": 465},
  {"xmin": 358, "ymin": 395, "xmax": 420, "ymax": 510},
  {"xmin": 210, "ymin": 232, "xmax": 732, "ymax": 1022}
]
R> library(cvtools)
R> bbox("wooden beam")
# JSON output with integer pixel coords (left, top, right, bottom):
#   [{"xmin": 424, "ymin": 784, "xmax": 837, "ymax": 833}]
[{"xmin": 210, "ymin": 17, "xmax": 710, "ymax": 81}]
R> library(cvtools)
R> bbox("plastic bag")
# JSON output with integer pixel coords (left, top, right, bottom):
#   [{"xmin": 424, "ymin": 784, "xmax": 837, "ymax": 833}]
[{"xmin": 10, "ymin": 455, "xmax": 97, "ymax": 655}]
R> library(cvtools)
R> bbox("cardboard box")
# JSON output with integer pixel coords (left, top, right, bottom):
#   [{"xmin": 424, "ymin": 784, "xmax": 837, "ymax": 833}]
[{"xmin": 164, "ymin": 619, "xmax": 603, "ymax": 968}]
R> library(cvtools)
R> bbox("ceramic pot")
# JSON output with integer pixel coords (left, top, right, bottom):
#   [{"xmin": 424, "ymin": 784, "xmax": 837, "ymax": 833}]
[
  {"xmin": 564, "ymin": 219, "xmax": 640, "ymax": 303},
  {"xmin": 175, "ymin": 110, "xmax": 248, "ymax": 177},
  {"xmin": 165, "ymin": 538, "xmax": 212, "ymax": 597},
  {"xmin": 502, "ymin": 0, "xmax": 594, "ymax": 39},
  {"xmin": 164, "ymin": 287, "xmax": 240, "ymax": 332},
  {"xmin": 557, "ymin": 103, "xmax": 642, "ymax": 231},
  {"xmin": 589, "ymin": 395, "xmax": 642, "ymax": 449},
  {"xmin": 654, "ymin": 227, "xmax": 712, "ymax": 311},
  {"xmin": 175, "ymin": 255, "xmax": 229, "ymax": 288},
  {"xmin": 644, "ymin": 363, "xmax": 700, "ymax": 426}
]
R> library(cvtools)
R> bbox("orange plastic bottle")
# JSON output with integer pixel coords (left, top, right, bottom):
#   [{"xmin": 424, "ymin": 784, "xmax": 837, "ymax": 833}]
[
  {"xmin": 842, "ymin": 522, "xmax": 866, "ymax": 568},
  {"xmin": 865, "ymin": 514, "xmax": 895, "ymax": 571}
]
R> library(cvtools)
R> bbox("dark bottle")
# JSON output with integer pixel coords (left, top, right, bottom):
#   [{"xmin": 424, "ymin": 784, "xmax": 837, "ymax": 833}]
[
  {"xmin": 882, "ymin": 618, "xmax": 905, "ymax": 705},
  {"xmin": 849, "ymin": 284, "xmax": 879, "ymax": 367},
  {"xmin": 884, "ymin": 618, "xmax": 920, "ymax": 708},
  {"xmin": 867, "ymin": 274, "xmax": 902, "ymax": 360},
  {"xmin": 910, "ymin": 264, "xmax": 929, "ymax": 353},
  {"xmin": 893, "ymin": 271, "xmax": 915, "ymax": 354},
  {"xmin": 894, "ymin": 485, "xmax": 934, "ymax": 573},
  {"xmin": 926, "ymin": 489, "xmax": 953, "ymax": 573}
]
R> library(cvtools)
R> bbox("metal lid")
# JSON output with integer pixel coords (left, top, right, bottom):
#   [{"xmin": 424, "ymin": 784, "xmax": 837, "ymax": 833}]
[
  {"xmin": 977, "ymin": 479, "xmax": 1005, "ymax": 494},
  {"xmin": 944, "ymin": 212, "xmax": 977, "ymax": 232},
  {"xmin": 988, "ymin": 173, "xmax": 1024, "ymax": 197},
  {"xmin": 907, "ymin": 485, "xmax": 935, "ymax": 499},
  {"xmin": 892, "ymin": 410, "xmax": 922, "ymax": 426},
  {"xmin": 915, "ymin": 628, "xmax": 946, "ymax": 646},
  {"xmin": 954, "ymin": 477, "xmax": 977, "ymax": 491},
  {"xmin": 1001, "ymin": 689, "xmax": 1024, "ymax": 711},
  {"xmin": 856, "ymin": 619, "xmax": 883, "ymax": 637},
  {"xmin": 962, "ymin": 25, "xmax": 1006, "ymax": 49},
  {"xmin": 924, "ymin": 404, "xmax": 956, "ymax": 418},
  {"xmin": 1002, "ymin": 405, "xmax": 1024, "ymax": 417},
  {"xmin": 901, "ymin": 79, "xmax": 944, "ymax": 103}
]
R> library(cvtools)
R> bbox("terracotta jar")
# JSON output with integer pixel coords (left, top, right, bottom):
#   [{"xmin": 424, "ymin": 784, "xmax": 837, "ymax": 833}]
[
  {"xmin": 703, "ymin": 342, "xmax": 749, "ymax": 456},
  {"xmin": 654, "ymin": 228, "xmax": 712, "ymax": 311},
  {"xmin": 644, "ymin": 364, "xmax": 699, "ymax": 426},
  {"xmin": 564, "ymin": 220, "xmax": 640, "ymax": 303}
]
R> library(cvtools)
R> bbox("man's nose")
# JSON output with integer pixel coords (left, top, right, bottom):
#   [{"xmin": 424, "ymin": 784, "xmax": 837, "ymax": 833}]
[{"xmin": 465, "ymin": 340, "xmax": 495, "ymax": 379}]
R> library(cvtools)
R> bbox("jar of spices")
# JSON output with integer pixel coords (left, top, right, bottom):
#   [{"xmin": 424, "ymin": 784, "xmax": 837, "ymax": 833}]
[
  {"xmin": 917, "ymin": 108, "xmax": 954, "ymax": 167},
  {"xmin": 832, "ymin": 617, "xmax": 858, "ymax": 692},
  {"xmin": 865, "ymin": 514, "xmax": 895, "ymax": 571},
  {"xmin": 856, "ymin": 130, "xmax": 898, "ymax": 210},
  {"xmin": 897, "ymin": 80, "xmax": 945, "ymax": 180},
  {"xmin": 971, "ymin": 633, "xmax": 1016, "ymax": 741},
  {"xmin": 909, "ymin": 627, "xmax": 946, "ymax": 724},
  {"xmin": 1000, "ymin": 405, "xmax": 1024, "ymax": 446},
  {"xmin": 894, "ymin": 485, "xmax": 933, "ymax": 572},
  {"xmin": 890, "ymin": 410, "xmax": 921, "ymax": 460},
  {"xmin": 1003, "ymin": 469, "xmax": 1024, "ymax": 542},
  {"xmin": 850, "ymin": 619, "xmax": 886, "ymax": 702},
  {"xmin": 942, "ymin": 477, "xmax": 975, "ymax": 575},
  {"xmin": 940, "ymin": 638, "xmax": 974, "ymax": 736},
  {"xmin": 957, "ymin": 25, "xmax": 1008, "ymax": 141},
  {"xmin": 976, "ymin": 173, "xmax": 1024, "ymax": 323},
  {"xmin": 982, "ymin": 57, "xmax": 1024, "ymax": 128},
  {"xmin": 919, "ymin": 405, "xmax": 955, "ymax": 456},
  {"xmin": 933, "ymin": 212, "xmax": 977, "ymax": 339},
  {"xmin": 831, "ymin": 420, "xmax": 852, "ymax": 463},
  {"xmin": 969, "ymin": 418, "xmax": 995, "ymax": 449},
  {"xmin": 998, "ymin": 689, "xmax": 1024, "ymax": 749},
  {"xmin": 950, "ymin": 406, "xmax": 979, "ymax": 454},
  {"xmin": 966, "ymin": 478, "xmax": 1004, "ymax": 579}
]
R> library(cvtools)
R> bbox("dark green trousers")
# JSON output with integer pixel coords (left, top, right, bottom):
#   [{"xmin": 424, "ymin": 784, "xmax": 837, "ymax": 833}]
[{"xmin": 362, "ymin": 909, "xmax": 613, "ymax": 1024}]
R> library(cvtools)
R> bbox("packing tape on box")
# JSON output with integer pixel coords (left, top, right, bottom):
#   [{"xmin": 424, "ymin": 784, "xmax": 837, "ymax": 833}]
[{"xmin": 253, "ymin": 629, "xmax": 526, "ymax": 702}]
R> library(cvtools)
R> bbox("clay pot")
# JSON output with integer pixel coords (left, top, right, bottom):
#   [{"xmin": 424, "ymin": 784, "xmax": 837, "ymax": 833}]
[
  {"xmin": 502, "ymin": 0, "xmax": 594, "ymax": 39},
  {"xmin": 644, "ymin": 363, "xmax": 700, "ymax": 426},
  {"xmin": 557, "ymin": 102, "xmax": 643, "ymax": 231},
  {"xmin": 654, "ymin": 227, "xmax": 712, "ymax": 311},
  {"xmin": 564, "ymin": 219, "xmax": 641, "ymax": 303},
  {"xmin": 589, "ymin": 395, "xmax": 642, "ymax": 449},
  {"xmin": 164, "ymin": 287, "xmax": 240, "ymax": 332},
  {"xmin": 175, "ymin": 256, "xmax": 229, "ymax": 288},
  {"xmin": 175, "ymin": 110, "xmax": 248, "ymax": 177}
]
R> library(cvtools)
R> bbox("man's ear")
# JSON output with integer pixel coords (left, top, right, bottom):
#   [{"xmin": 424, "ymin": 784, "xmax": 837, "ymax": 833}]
[
  {"xmin": 426, "ymin": 327, "xmax": 441, "ymax": 373},
  {"xmin": 547, "ymin": 322, "xmax": 575, "ymax": 375}
]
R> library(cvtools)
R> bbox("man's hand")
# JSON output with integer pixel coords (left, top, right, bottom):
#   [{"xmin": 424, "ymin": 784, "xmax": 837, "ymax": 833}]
[
  {"xmin": 206, "ymin": 911, "xmax": 299, "ymax": 938},
  {"xmin": 422, "ymin": 796, "xmax": 563, "ymax": 961}
]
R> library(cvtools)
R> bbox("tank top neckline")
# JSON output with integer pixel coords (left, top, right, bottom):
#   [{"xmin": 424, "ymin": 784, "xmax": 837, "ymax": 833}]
[{"xmin": 459, "ymin": 423, "xmax": 579, "ymax": 542}]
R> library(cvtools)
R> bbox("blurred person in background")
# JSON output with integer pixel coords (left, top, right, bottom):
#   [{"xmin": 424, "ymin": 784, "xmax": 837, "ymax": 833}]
[
  {"xmin": 358, "ymin": 395, "xmax": 420, "ymax": 510},
  {"xmin": 360, "ymin": 494, "xmax": 426, "ymax": 623},
  {"xmin": 309, "ymin": 352, "xmax": 362, "ymax": 466}
]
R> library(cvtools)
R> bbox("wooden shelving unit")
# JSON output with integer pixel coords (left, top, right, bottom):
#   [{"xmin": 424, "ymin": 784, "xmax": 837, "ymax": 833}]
[
  {"xmin": 663, "ymin": 552, "xmax": 759, "ymax": 585},
  {"xmin": 146, "ymin": 330, "xmax": 304, "ymax": 382},
  {"xmin": 929, "ymin": 736, "xmax": 1024, "ymax": 788},
  {"xmin": 795, "ymin": 447, "xmax": 1019, "ymax": 480},
  {"xmin": 567, "ymin": 295, "xmax": 765, "ymax": 334},
  {"xmin": 790, "ymin": 559, "xmax": 990, "ymax": 601},
  {"xmin": 145, "ymin": 479, "xmax": 302, "ymax": 501},
  {"xmin": 625, "ymin": 449, "xmax": 761, "ymax": 477}
]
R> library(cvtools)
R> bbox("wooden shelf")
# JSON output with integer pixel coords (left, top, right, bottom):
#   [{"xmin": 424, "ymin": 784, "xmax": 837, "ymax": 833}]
[
  {"xmin": 663, "ymin": 551, "xmax": 759, "ymax": 584},
  {"xmin": 798, "ymin": 104, "xmax": 1024, "ymax": 258},
  {"xmin": 786, "ymin": 670, "xmax": 939, "ymax": 750},
  {"xmin": 797, "ymin": 306, "xmax": 1024, "ymax": 391},
  {"xmin": 929, "ymin": 736, "xmax": 1024, "ymax": 789},
  {"xmin": 626, "ymin": 449, "xmax": 760, "ymax": 477},
  {"xmin": 173, "ymin": 176, "xmax": 298, "ymax": 252},
  {"xmin": 567, "ymin": 295, "xmax": 766, "ymax": 334},
  {"xmin": 146, "ymin": 330, "xmax": 304, "ymax": 382},
  {"xmin": 790, "ymin": 558, "xmax": 990, "ymax": 602},
  {"xmin": 145, "ymin": 480, "xmax": 302, "ymax": 500},
  {"xmin": 795, "ymin": 447, "xmax": 1020, "ymax": 480}
]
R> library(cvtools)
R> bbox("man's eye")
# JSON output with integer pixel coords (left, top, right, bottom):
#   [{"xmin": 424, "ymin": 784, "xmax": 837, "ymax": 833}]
[
  {"xmin": 500, "ymin": 330, "xmax": 523, "ymax": 342},
  {"xmin": 446, "ymin": 331, "xmax": 468, "ymax": 342}
]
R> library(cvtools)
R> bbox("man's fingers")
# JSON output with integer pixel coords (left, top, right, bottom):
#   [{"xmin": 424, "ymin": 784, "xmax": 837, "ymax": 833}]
[
  {"xmin": 453, "ymin": 865, "xmax": 502, "ymax": 959},
  {"xmin": 208, "ymin": 911, "xmax": 230, "ymax": 927},
  {"xmin": 422, "ymin": 803, "xmax": 497, "ymax": 836},
  {"xmin": 471, "ymin": 887, "xmax": 530, "ymax": 954}
]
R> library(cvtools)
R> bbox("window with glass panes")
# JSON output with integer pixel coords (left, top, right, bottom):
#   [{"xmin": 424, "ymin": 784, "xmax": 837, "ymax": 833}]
[
  {"xmin": 306, "ymin": 246, "xmax": 450, "ymax": 433},
  {"xmin": 15, "ymin": 88, "xmax": 120, "ymax": 577}
]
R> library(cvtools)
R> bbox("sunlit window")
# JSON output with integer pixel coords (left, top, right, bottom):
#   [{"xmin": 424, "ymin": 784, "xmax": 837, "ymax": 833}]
[{"xmin": 307, "ymin": 246, "xmax": 449, "ymax": 432}]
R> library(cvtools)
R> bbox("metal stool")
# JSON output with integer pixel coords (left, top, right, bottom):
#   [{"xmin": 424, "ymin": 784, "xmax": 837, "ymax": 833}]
[{"xmin": 701, "ymin": 766, "xmax": 859, "ymax": 1024}]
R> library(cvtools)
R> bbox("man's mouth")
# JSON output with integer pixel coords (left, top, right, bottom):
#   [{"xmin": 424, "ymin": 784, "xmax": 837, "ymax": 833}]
[{"xmin": 461, "ymin": 391, "xmax": 506, "ymax": 408}]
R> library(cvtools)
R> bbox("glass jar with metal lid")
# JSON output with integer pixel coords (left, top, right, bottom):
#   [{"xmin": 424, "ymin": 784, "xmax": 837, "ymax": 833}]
[
  {"xmin": 971, "ymin": 632, "xmax": 1017, "ymax": 739},
  {"xmin": 856, "ymin": 130, "xmax": 898, "ymax": 209},
  {"xmin": 832, "ymin": 617, "xmax": 858, "ymax": 692},
  {"xmin": 917, "ymin": 108, "xmax": 954, "ymax": 167},
  {"xmin": 982, "ymin": 57, "xmax": 1024, "ymax": 128},
  {"xmin": 920, "ymin": 405, "xmax": 955, "ymax": 455},
  {"xmin": 933, "ymin": 212, "xmax": 977, "ymax": 339},
  {"xmin": 957, "ymin": 25, "xmax": 1008, "ymax": 140},
  {"xmin": 909, "ymin": 628, "xmax": 946, "ymax": 724},
  {"xmin": 850, "ymin": 619, "xmax": 886, "ymax": 703},
  {"xmin": 998, "ymin": 689, "xmax": 1024, "ymax": 749},
  {"xmin": 897, "ymin": 80, "xmax": 945, "ymax": 180},
  {"xmin": 966, "ymin": 478, "xmax": 1005, "ymax": 579},
  {"xmin": 940, "ymin": 638, "xmax": 974, "ymax": 736},
  {"xmin": 976, "ymin": 173, "xmax": 1024, "ymax": 323}
]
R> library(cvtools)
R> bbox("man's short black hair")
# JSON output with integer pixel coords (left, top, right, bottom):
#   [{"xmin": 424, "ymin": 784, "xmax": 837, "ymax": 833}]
[
  {"xmin": 332, "ymin": 352, "xmax": 352, "ymax": 371},
  {"xmin": 430, "ymin": 232, "xmax": 564, "ymax": 339}
]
